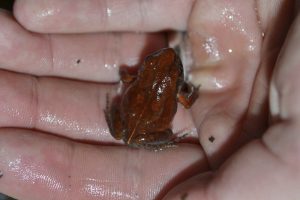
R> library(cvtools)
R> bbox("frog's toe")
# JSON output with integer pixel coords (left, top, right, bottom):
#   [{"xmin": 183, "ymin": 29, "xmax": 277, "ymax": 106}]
[{"xmin": 144, "ymin": 142, "xmax": 178, "ymax": 151}]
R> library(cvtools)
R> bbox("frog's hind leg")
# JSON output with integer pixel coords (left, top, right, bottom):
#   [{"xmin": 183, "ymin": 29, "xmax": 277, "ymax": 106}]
[
  {"xmin": 130, "ymin": 129, "xmax": 178, "ymax": 151},
  {"xmin": 104, "ymin": 94, "xmax": 123, "ymax": 140}
]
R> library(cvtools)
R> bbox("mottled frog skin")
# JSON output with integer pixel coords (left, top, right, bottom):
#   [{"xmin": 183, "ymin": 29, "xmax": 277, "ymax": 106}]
[{"xmin": 105, "ymin": 48, "xmax": 198, "ymax": 150}]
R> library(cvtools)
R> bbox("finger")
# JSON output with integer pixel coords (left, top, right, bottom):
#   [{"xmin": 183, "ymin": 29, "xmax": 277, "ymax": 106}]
[
  {"xmin": 241, "ymin": 0, "xmax": 294, "ymax": 141},
  {"xmin": 164, "ymin": 140, "xmax": 300, "ymax": 200},
  {"xmin": 167, "ymin": 9, "xmax": 300, "ymax": 200},
  {"xmin": 0, "ymin": 70, "xmax": 111, "ymax": 142},
  {"xmin": 13, "ymin": 0, "xmax": 194, "ymax": 33},
  {"xmin": 0, "ymin": 70, "xmax": 198, "ymax": 142},
  {"xmin": 187, "ymin": 0, "xmax": 293, "ymax": 167},
  {"xmin": 164, "ymin": 11, "xmax": 300, "ymax": 197},
  {"xmin": 0, "ymin": 11, "xmax": 166, "ymax": 82},
  {"xmin": 188, "ymin": 0, "xmax": 263, "ymax": 167},
  {"xmin": 267, "ymin": 12, "xmax": 300, "ymax": 163},
  {"xmin": 0, "ymin": 129, "xmax": 207, "ymax": 200}
]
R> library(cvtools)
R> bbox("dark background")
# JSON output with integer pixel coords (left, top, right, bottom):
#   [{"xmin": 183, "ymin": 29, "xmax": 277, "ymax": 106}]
[{"xmin": 0, "ymin": 1, "xmax": 14, "ymax": 11}]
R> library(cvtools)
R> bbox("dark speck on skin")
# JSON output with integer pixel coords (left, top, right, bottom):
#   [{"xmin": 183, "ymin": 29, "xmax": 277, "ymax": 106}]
[
  {"xmin": 0, "ymin": 170, "xmax": 3, "ymax": 178},
  {"xmin": 76, "ymin": 59, "xmax": 81, "ymax": 64},
  {"xmin": 209, "ymin": 136, "xmax": 215, "ymax": 143}
]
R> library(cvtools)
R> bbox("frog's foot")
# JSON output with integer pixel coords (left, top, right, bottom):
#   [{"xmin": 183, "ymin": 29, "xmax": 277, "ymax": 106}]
[
  {"xmin": 104, "ymin": 93, "xmax": 112, "ymax": 130},
  {"xmin": 127, "ymin": 129, "xmax": 192, "ymax": 151},
  {"xmin": 147, "ymin": 132, "xmax": 190, "ymax": 151},
  {"xmin": 128, "ymin": 139, "xmax": 177, "ymax": 151},
  {"xmin": 129, "ymin": 132, "xmax": 189, "ymax": 151},
  {"xmin": 103, "ymin": 93, "xmax": 124, "ymax": 140},
  {"xmin": 144, "ymin": 141, "xmax": 178, "ymax": 151},
  {"xmin": 173, "ymin": 132, "xmax": 189, "ymax": 142},
  {"xmin": 119, "ymin": 67, "xmax": 137, "ymax": 84},
  {"xmin": 178, "ymin": 82, "xmax": 200, "ymax": 109},
  {"xmin": 127, "ymin": 141, "xmax": 176, "ymax": 151}
]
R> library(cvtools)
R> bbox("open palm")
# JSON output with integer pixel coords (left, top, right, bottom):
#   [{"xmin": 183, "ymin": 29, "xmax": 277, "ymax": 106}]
[{"xmin": 0, "ymin": 1, "xmax": 298, "ymax": 200}]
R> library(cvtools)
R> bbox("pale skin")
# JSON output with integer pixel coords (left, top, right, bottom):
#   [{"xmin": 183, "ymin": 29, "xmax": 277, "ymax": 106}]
[{"xmin": 0, "ymin": 0, "xmax": 298, "ymax": 199}]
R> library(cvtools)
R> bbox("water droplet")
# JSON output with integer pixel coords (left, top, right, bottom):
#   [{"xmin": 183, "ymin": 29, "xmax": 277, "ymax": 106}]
[
  {"xmin": 249, "ymin": 45, "xmax": 255, "ymax": 51},
  {"xmin": 202, "ymin": 37, "xmax": 221, "ymax": 62},
  {"xmin": 106, "ymin": 8, "xmax": 112, "ymax": 17}
]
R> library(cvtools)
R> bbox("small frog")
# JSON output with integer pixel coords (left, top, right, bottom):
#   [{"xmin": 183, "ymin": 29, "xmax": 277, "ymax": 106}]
[{"xmin": 105, "ymin": 48, "xmax": 198, "ymax": 150}]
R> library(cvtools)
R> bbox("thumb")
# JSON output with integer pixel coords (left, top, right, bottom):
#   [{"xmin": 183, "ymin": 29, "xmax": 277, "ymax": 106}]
[
  {"xmin": 163, "ymin": 11, "xmax": 300, "ymax": 200},
  {"xmin": 267, "ymin": 11, "xmax": 300, "ymax": 169}
]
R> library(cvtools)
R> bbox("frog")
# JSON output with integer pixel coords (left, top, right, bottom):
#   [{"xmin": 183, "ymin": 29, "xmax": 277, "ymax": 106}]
[{"xmin": 104, "ymin": 48, "xmax": 199, "ymax": 150}]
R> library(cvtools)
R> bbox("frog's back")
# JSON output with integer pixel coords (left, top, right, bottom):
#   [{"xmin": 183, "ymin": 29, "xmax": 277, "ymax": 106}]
[
  {"xmin": 120, "ymin": 48, "xmax": 183, "ymax": 139},
  {"xmin": 121, "ymin": 77, "xmax": 177, "ymax": 137}
]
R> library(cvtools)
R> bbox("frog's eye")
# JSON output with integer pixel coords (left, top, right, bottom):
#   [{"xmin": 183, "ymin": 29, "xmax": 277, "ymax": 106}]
[
  {"xmin": 144, "ymin": 57, "xmax": 160, "ymax": 72},
  {"xmin": 144, "ymin": 55, "xmax": 155, "ymax": 66}
]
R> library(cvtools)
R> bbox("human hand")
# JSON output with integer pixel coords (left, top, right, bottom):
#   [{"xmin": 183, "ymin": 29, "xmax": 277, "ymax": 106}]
[{"xmin": 0, "ymin": 0, "xmax": 297, "ymax": 199}]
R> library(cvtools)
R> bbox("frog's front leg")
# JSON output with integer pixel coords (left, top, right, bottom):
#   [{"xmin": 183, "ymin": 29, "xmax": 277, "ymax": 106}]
[
  {"xmin": 119, "ymin": 67, "xmax": 137, "ymax": 84},
  {"xmin": 104, "ymin": 95, "xmax": 123, "ymax": 140},
  {"xmin": 128, "ymin": 129, "xmax": 176, "ymax": 150},
  {"xmin": 177, "ymin": 82, "xmax": 199, "ymax": 109}
]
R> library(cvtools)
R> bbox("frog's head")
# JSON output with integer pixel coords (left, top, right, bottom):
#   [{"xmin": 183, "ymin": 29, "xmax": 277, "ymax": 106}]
[{"xmin": 142, "ymin": 48, "xmax": 183, "ymax": 77}]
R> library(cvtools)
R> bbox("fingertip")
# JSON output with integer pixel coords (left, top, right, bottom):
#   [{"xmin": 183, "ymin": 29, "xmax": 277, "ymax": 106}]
[
  {"xmin": 14, "ymin": 0, "xmax": 69, "ymax": 33},
  {"xmin": 13, "ymin": 0, "xmax": 194, "ymax": 33},
  {"xmin": 13, "ymin": 0, "xmax": 40, "ymax": 32}
]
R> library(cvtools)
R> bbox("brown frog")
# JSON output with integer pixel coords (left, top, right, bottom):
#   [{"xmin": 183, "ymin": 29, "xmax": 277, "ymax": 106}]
[{"xmin": 105, "ymin": 48, "xmax": 198, "ymax": 150}]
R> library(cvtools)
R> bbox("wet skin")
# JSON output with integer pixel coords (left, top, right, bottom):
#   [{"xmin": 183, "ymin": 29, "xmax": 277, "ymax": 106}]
[{"xmin": 105, "ymin": 48, "xmax": 199, "ymax": 150}]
